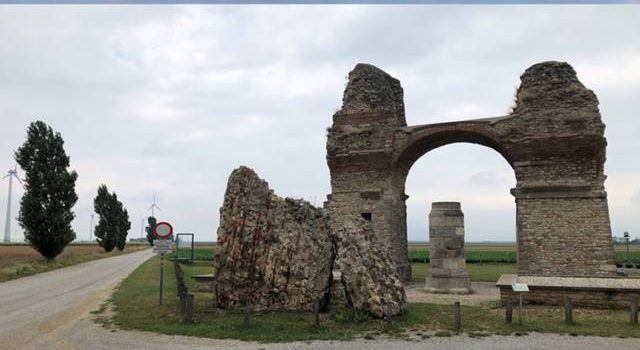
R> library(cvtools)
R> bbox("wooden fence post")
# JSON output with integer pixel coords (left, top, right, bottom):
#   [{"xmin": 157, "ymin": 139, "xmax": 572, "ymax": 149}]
[
  {"xmin": 630, "ymin": 294, "xmax": 639, "ymax": 324},
  {"xmin": 453, "ymin": 302, "xmax": 461, "ymax": 333},
  {"xmin": 564, "ymin": 295, "xmax": 573, "ymax": 324},
  {"xmin": 243, "ymin": 301, "xmax": 251, "ymax": 327},
  {"xmin": 505, "ymin": 302, "xmax": 513, "ymax": 324},
  {"xmin": 182, "ymin": 293, "xmax": 194, "ymax": 322},
  {"xmin": 313, "ymin": 300, "xmax": 320, "ymax": 327}
]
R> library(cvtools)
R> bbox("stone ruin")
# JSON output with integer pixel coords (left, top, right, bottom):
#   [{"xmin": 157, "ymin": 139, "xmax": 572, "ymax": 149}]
[
  {"xmin": 333, "ymin": 218, "xmax": 406, "ymax": 318},
  {"xmin": 326, "ymin": 61, "xmax": 616, "ymax": 281},
  {"xmin": 213, "ymin": 61, "xmax": 635, "ymax": 312},
  {"xmin": 213, "ymin": 166, "xmax": 333, "ymax": 311},
  {"xmin": 213, "ymin": 166, "xmax": 405, "ymax": 318},
  {"xmin": 424, "ymin": 202, "xmax": 471, "ymax": 294}
]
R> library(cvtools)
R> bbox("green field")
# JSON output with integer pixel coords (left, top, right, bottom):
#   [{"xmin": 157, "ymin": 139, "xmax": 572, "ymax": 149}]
[
  {"xmin": 179, "ymin": 243, "xmax": 640, "ymax": 265},
  {"xmin": 106, "ymin": 256, "xmax": 640, "ymax": 342}
]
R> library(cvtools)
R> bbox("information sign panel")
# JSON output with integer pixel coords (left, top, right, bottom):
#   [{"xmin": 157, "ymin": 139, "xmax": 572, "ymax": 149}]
[
  {"xmin": 512, "ymin": 283, "xmax": 529, "ymax": 292},
  {"xmin": 153, "ymin": 239, "xmax": 173, "ymax": 253}
]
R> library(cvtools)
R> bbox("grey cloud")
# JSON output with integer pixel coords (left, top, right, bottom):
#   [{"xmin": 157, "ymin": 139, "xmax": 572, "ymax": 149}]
[{"xmin": 0, "ymin": 5, "xmax": 638, "ymax": 243}]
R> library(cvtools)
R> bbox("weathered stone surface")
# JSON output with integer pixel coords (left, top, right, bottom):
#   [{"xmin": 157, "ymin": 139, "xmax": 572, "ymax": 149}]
[
  {"xmin": 326, "ymin": 61, "xmax": 616, "ymax": 281},
  {"xmin": 332, "ymin": 218, "xmax": 406, "ymax": 318},
  {"xmin": 213, "ymin": 166, "xmax": 333, "ymax": 311},
  {"xmin": 425, "ymin": 202, "xmax": 471, "ymax": 294}
]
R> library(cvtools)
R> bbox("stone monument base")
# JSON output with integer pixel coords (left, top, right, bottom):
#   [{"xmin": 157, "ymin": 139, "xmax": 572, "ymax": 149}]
[
  {"xmin": 425, "ymin": 274, "xmax": 472, "ymax": 294},
  {"xmin": 497, "ymin": 274, "xmax": 640, "ymax": 309}
]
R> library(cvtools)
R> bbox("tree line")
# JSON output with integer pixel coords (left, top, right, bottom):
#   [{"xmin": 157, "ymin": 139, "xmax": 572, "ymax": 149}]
[{"xmin": 14, "ymin": 120, "xmax": 134, "ymax": 260}]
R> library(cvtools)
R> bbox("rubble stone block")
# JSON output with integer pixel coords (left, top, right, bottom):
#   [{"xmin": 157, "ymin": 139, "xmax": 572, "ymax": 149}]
[
  {"xmin": 332, "ymin": 218, "xmax": 406, "ymax": 318},
  {"xmin": 213, "ymin": 166, "xmax": 333, "ymax": 311}
]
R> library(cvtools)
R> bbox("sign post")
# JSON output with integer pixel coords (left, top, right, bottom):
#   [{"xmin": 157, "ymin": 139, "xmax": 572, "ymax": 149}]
[
  {"xmin": 511, "ymin": 283, "xmax": 529, "ymax": 325},
  {"xmin": 152, "ymin": 221, "xmax": 174, "ymax": 306}
]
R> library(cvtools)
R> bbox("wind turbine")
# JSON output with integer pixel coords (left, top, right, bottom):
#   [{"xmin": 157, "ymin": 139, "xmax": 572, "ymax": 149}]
[
  {"xmin": 90, "ymin": 213, "xmax": 95, "ymax": 241},
  {"xmin": 3, "ymin": 164, "xmax": 24, "ymax": 243},
  {"xmin": 140, "ymin": 216, "xmax": 145, "ymax": 239},
  {"xmin": 148, "ymin": 193, "xmax": 161, "ymax": 217}
]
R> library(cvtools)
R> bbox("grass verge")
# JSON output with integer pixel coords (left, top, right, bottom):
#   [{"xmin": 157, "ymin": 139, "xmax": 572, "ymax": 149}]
[{"xmin": 109, "ymin": 256, "xmax": 640, "ymax": 342}]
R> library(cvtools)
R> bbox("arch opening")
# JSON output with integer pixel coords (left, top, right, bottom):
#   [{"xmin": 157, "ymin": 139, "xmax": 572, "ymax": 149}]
[{"xmin": 404, "ymin": 143, "xmax": 516, "ymax": 243}]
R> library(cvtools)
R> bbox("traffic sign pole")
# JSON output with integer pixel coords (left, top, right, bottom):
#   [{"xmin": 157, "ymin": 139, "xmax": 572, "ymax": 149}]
[
  {"xmin": 152, "ymin": 221, "xmax": 173, "ymax": 306},
  {"xmin": 159, "ymin": 252, "xmax": 164, "ymax": 305}
]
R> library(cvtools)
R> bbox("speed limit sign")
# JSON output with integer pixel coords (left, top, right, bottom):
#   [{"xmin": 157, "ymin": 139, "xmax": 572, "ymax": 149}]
[{"xmin": 152, "ymin": 222, "xmax": 173, "ymax": 240}]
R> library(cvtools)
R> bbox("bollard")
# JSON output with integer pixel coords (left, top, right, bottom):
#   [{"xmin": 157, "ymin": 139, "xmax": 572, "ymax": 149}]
[
  {"xmin": 505, "ymin": 302, "xmax": 513, "ymax": 324},
  {"xmin": 631, "ymin": 295, "xmax": 639, "ymax": 324},
  {"xmin": 313, "ymin": 300, "xmax": 320, "ymax": 327},
  {"xmin": 453, "ymin": 302, "xmax": 461, "ymax": 333},
  {"xmin": 564, "ymin": 295, "xmax": 573, "ymax": 324},
  {"xmin": 181, "ymin": 293, "xmax": 194, "ymax": 322}
]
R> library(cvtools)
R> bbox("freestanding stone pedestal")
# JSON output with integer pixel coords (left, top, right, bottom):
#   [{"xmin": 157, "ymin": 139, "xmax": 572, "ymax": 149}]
[{"xmin": 425, "ymin": 202, "xmax": 471, "ymax": 294}]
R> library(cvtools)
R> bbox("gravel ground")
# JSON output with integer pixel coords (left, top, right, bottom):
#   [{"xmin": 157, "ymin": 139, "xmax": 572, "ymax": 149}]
[
  {"xmin": 406, "ymin": 282, "xmax": 499, "ymax": 305},
  {"xmin": 1, "ymin": 252, "xmax": 638, "ymax": 350},
  {"xmin": 63, "ymin": 324, "xmax": 640, "ymax": 350}
]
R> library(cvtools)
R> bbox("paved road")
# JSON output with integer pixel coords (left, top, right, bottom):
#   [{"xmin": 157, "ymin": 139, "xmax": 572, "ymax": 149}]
[
  {"xmin": 1, "ymin": 250, "xmax": 639, "ymax": 350},
  {"xmin": 0, "ymin": 249, "xmax": 154, "ymax": 350}
]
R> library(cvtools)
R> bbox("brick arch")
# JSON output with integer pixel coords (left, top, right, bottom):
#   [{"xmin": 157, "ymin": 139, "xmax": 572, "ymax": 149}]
[
  {"xmin": 393, "ymin": 120, "xmax": 515, "ymax": 181},
  {"xmin": 326, "ymin": 62, "xmax": 616, "ymax": 282}
]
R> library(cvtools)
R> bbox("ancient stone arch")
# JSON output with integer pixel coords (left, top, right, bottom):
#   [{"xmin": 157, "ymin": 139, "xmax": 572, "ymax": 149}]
[{"xmin": 326, "ymin": 61, "xmax": 616, "ymax": 281}]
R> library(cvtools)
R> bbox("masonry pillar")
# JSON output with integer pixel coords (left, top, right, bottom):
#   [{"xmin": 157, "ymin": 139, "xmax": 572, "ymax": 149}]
[{"xmin": 425, "ymin": 202, "xmax": 471, "ymax": 294}]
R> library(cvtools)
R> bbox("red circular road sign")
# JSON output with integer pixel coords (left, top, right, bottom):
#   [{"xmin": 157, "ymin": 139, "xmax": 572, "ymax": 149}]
[{"xmin": 152, "ymin": 222, "xmax": 173, "ymax": 239}]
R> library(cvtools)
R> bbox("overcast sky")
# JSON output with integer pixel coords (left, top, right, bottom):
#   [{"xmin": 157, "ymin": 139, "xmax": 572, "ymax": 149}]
[{"xmin": 0, "ymin": 5, "xmax": 638, "ymax": 243}]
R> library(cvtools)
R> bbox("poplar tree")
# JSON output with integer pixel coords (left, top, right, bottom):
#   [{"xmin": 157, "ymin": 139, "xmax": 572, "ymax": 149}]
[
  {"xmin": 15, "ymin": 121, "xmax": 78, "ymax": 260},
  {"xmin": 145, "ymin": 216, "xmax": 157, "ymax": 246},
  {"xmin": 94, "ymin": 185, "xmax": 117, "ymax": 252},
  {"xmin": 94, "ymin": 185, "xmax": 131, "ymax": 252}
]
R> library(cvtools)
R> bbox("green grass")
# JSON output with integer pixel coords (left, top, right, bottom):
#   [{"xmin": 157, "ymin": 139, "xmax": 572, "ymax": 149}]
[{"xmin": 108, "ymin": 256, "xmax": 640, "ymax": 342}]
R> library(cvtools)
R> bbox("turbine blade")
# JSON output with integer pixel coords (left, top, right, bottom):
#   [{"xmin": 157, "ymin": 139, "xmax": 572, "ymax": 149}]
[
  {"xmin": 2, "ymin": 174, "xmax": 8, "ymax": 179},
  {"xmin": 14, "ymin": 175, "xmax": 24, "ymax": 188}
]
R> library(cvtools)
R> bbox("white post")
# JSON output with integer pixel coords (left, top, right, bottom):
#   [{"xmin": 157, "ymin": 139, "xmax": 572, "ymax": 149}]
[
  {"xmin": 90, "ymin": 214, "xmax": 94, "ymax": 241},
  {"xmin": 3, "ymin": 174, "xmax": 13, "ymax": 243}
]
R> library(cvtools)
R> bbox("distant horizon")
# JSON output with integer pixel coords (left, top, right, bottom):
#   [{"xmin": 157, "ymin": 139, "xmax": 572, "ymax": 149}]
[{"xmin": 1, "ymin": 6, "xmax": 638, "ymax": 244}]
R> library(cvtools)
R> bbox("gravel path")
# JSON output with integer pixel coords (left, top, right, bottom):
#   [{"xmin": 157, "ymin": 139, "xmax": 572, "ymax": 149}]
[
  {"xmin": 406, "ymin": 282, "xmax": 499, "ymax": 305},
  {"xmin": 1, "ymin": 252, "xmax": 638, "ymax": 349}
]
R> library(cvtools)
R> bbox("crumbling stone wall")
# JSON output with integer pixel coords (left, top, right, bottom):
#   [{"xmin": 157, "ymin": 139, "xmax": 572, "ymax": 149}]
[
  {"xmin": 214, "ymin": 166, "xmax": 406, "ymax": 318},
  {"xmin": 326, "ymin": 61, "xmax": 616, "ymax": 279},
  {"xmin": 332, "ymin": 218, "xmax": 406, "ymax": 318},
  {"xmin": 213, "ymin": 166, "xmax": 333, "ymax": 311}
]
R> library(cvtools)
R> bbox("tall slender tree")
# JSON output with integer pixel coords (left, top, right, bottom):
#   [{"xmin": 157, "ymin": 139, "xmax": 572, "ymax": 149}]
[
  {"xmin": 94, "ymin": 185, "xmax": 130, "ymax": 252},
  {"xmin": 15, "ymin": 121, "xmax": 78, "ymax": 260},
  {"xmin": 94, "ymin": 185, "xmax": 117, "ymax": 252},
  {"xmin": 115, "ymin": 195, "xmax": 131, "ymax": 251},
  {"xmin": 145, "ymin": 216, "xmax": 157, "ymax": 246}
]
